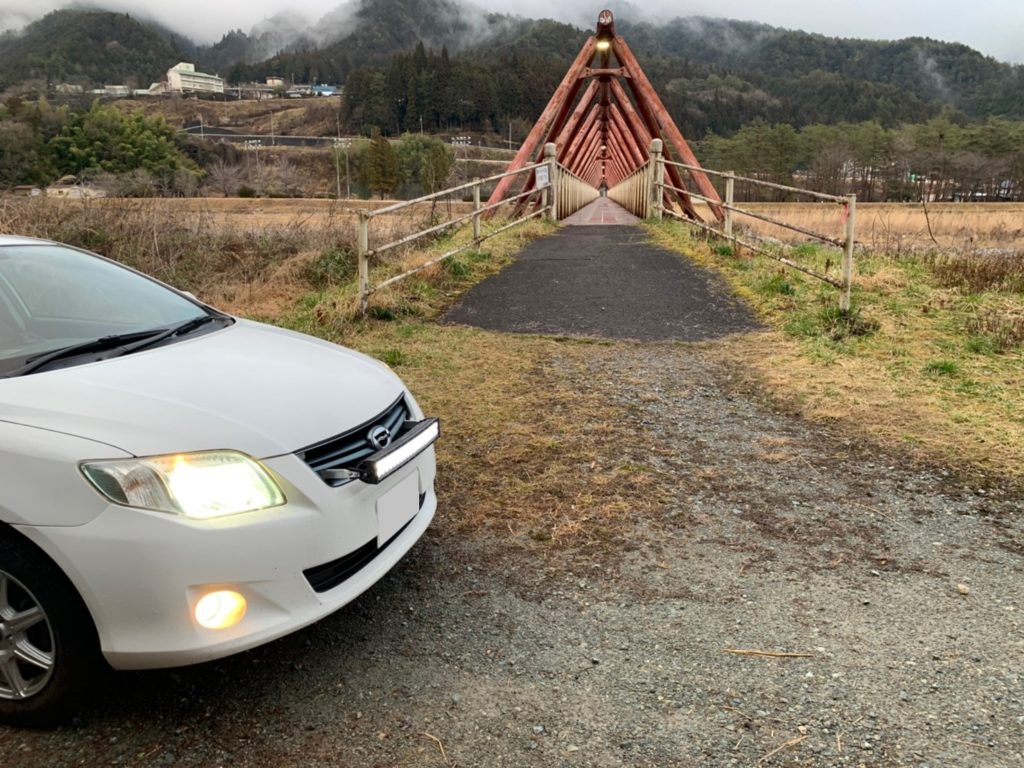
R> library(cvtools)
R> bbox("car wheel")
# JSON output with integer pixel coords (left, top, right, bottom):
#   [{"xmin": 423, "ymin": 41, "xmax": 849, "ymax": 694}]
[{"xmin": 0, "ymin": 535, "xmax": 99, "ymax": 726}]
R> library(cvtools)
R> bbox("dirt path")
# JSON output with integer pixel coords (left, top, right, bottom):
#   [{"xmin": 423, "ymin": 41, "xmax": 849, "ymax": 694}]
[{"xmin": 3, "ymin": 341, "xmax": 1020, "ymax": 767}]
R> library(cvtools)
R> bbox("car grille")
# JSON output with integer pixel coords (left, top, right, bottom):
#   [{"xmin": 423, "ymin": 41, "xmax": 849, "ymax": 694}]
[
  {"xmin": 297, "ymin": 396, "xmax": 410, "ymax": 486},
  {"xmin": 303, "ymin": 493, "xmax": 426, "ymax": 593}
]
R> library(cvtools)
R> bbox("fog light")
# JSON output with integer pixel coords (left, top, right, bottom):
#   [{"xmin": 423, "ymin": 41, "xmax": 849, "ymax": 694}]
[{"xmin": 194, "ymin": 590, "xmax": 247, "ymax": 629}]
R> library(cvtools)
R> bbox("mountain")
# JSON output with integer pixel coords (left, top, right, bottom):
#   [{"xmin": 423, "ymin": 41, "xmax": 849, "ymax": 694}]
[
  {"xmin": 0, "ymin": 9, "xmax": 185, "ymax": 89},
  {"xmin": 612, "ymin": 17, "xmax": 1024, "ymax": 120},
  {"xmin": 200, "ymin": 13, "xmax": 315, "ymax": 73},
  {"xmin": 1, "ymin": 1, "xmax": 1022, "ymax": 132}
]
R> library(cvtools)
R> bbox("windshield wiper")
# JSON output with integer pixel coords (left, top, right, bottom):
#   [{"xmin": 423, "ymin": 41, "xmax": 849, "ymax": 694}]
[
  {"xmin": 123, "ymin": 314, "xmax": 225, "ymax": 353},
  {"xmin": 3, "ymin": 315, "xmax": 226, "ymax": 378}
]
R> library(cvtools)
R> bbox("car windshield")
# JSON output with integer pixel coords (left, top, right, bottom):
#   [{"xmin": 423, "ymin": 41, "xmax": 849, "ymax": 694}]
[{"xmin": 0, "ymin": 244, "xmax": 211, "ymax": 375}]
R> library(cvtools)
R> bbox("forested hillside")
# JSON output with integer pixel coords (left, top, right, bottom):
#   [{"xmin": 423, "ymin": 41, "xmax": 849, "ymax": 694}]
[{"xmin": 0, "ymin": 10, "xmax": 184, "ymax": 89}]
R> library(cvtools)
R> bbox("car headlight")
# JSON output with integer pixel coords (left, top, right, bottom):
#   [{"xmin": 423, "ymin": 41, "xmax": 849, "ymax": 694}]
[{"xmin": 81, "ymin": 451, "xmax": 286, "ymax": 520}]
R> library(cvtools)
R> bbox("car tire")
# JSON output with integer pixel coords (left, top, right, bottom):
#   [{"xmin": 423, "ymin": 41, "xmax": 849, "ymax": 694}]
[{"xmin": 0, "ymin": 534, "xmax": 100, "ymax": 727}]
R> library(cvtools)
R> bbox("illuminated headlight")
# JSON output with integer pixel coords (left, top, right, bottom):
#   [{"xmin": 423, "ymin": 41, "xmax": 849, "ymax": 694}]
[
  {"xmin": 81, "ymin": 451, "xmax": 286, "ymax": 520},
  {"xmin": 359, "ymin": 418, "xmax": 439, "ymax": 484}
]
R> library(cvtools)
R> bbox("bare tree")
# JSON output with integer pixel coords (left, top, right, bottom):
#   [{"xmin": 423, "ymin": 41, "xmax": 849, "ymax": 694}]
[
  {"xmin": 267, "ymin": 158, "xmax": 303, "ymax": 197},
  {"xmin": 205, "ymin": 159, "xmax": 244, "ymax": 197}
]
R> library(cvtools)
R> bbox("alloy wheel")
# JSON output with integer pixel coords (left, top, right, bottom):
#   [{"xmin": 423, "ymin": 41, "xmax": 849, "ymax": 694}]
[{"xmin": 0, "ymin": 570, "xmax": 55, "ymax": 700}]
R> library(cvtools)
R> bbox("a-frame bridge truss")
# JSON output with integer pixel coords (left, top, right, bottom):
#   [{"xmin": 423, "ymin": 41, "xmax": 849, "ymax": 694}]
[{"xmin": 487, "ymin": 10, "xmax": 723, "ymax": 222}]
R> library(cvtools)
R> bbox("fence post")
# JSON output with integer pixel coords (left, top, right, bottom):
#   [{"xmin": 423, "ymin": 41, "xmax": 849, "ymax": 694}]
[
  {"xmin": 357, "ymin": 210, "xmax": 370, "ymax": 316},
  {"xmin": 472, "ymin": 178, "xmax": 482, "ymax": 242},
  {"xmin": 544, "ymin": 142, "xmax": 558, "ymax": 222},
  {"xmin": 724, "ymin": 171, "xmax": 735, "ymax": 245},
  {"xmin": 649, "ymin": 139, "xmax": 664, "ymax": 220},
  {"xmin": 841, "ymin": 195, "xmax": 856, "ymax": 312}
]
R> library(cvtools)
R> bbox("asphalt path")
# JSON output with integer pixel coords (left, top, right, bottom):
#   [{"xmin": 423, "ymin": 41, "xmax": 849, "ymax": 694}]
[{"xmin": 443, "ymin": 223, "xmax": 762, "ymax": 341}]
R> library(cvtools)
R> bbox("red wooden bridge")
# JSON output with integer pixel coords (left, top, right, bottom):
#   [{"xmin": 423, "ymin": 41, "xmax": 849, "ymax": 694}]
[
  {"xmin": 486, "ymin": 10, "xmax": 724, "ymax": 224},
  {"xmin": 355, "ymin": 11, "xmax": 856, "ymax": 318}
]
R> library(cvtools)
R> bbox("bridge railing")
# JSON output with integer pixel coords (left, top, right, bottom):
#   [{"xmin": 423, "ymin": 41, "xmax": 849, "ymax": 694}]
[
  {"xmin": 608, "ymin": 162, "xmax": 652, "ymax": 219},
  {"xmin": 357, "ymin": 161, "xmax": 552, "ymax": 315},
  {"xmin": 654, "ymin": 151, "xmax": 857, "ymax": 311},
  {"xmin": 555, "ymin": 164, "xmax": 600, "ymax": 220}
]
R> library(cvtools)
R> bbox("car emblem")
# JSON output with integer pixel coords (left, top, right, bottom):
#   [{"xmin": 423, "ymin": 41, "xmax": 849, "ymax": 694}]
[{"xmin": 368, "ymin": 425, "xmax": 392, "ymax": 451}]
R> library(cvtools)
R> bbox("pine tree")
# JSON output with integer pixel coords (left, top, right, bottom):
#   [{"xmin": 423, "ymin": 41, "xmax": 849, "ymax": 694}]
[{"xmin": 363, "ymin": 131, "xmax": 401, "ymax": 199}]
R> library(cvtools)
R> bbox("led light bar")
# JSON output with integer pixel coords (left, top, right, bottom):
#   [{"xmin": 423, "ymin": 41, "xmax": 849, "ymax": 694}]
[{"xmin": 358, "ymin": 418, "xmax": 439, "ymax": 484}]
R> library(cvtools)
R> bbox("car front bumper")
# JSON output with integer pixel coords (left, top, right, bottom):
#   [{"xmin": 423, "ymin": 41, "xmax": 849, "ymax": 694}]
[{"xmin": 17, "ymin": 448, "xmax": 436, "ymax": 670}]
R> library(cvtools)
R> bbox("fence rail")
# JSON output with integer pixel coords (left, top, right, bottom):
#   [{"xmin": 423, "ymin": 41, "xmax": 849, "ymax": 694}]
[
  {"xmin": 354, "ymin": 137, "xmax": 857, "ymax": 315},
  {"xmin": 660, "ymin": 155, "xmax": 856, "ymax": 310},
  {"xmin": 357, "ymin": 144, "xmax": 565, "ymax": 315}
]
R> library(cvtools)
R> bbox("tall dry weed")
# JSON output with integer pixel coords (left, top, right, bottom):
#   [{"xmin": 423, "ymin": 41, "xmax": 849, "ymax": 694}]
[
  {"xmin": 927, "ymin": 252, "xmax": 1024, "ymax": 294},
  {"xmin": 965, "ymin": 307, "xmax": 1024, "ymax": 352},
  {"xmin": 0, "ymin": 198, "xmax": 339, "ymax": 295}
]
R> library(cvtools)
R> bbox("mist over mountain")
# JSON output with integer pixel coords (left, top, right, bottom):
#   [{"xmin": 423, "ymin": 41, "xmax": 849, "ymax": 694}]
[
  {"xmin": 0, "ymin": 9, "xmax": 185, "ymax": 89},
  {"xmin": 1, "ymin": 0, "xmax": 1022, "ymax": 134}
]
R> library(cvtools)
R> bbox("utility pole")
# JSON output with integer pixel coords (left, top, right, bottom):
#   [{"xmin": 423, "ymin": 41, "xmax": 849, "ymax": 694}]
[
  {"xmin": 451, "ymin": 135, "xmax": 471, "ymax": 185},
  {"xmin": 243, "ymin": 139, "xmax": 262, "ymax": 195},
  {"xmin": 333, "ymin": 137, "xmax": 351, "ymax": 199}
]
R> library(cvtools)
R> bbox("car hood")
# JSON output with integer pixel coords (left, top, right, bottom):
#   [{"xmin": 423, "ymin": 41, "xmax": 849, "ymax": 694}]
[{"xmin": 0, "ymin": 320, "xmax": 405, "ymax": 458}]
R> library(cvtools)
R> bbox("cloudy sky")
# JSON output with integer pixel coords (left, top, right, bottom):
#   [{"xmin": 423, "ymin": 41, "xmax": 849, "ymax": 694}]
[{"xmin": 2, "ymin": 0, "xmax": 1022, "ymax": 63}]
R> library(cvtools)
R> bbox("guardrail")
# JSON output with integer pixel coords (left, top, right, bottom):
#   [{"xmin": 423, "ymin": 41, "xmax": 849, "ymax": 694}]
[{"xmin": 658, "ymin": 156, "xmax": 857, "ymax": 311}]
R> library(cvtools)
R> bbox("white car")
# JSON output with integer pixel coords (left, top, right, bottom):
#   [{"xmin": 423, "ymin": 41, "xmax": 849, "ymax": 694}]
[{"xmin": 0, "ymin": 235, "xmax": 438, "ymax": 725}]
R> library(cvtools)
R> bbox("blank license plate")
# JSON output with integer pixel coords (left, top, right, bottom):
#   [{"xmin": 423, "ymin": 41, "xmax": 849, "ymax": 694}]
[{"xmin": 376, "ymin": 471, "xmax": 419, "ymax": 547}]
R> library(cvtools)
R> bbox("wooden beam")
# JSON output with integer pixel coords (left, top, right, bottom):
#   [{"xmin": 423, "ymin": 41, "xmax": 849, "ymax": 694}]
[
  {"xmin": 582, "ymin": 67, "xmax": 629, "ymax": 78},
  {"xmin": 572, "ymin": 125, "xmax": 604, "ymax": 179},
  {"xmin": 608, "ymin": 108, "xmax": 644, "ymax": 170},
  {"xmin": 563, "ymin": 106, "xmax": 602, "ymax": 173},
  {"xmin": 554, "ymin": 80, "xmax": 600, "ymax": 159},
  {"xmin": 608, "ymin": 79, "xmax": 653, "ymax": 150},
  {"xmin": 613, "ymin": 34, "xmax": 723, "ymax": 220},
  {"xmin": 617, "ymin": 75, "xmax": 701, "ymax": 220},
  {"xmin": 486, "ymin": 37, "xmax": 597, "ymax": 211}
]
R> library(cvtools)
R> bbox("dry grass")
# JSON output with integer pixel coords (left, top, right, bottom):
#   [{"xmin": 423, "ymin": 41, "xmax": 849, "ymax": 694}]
[
  {"xmin": 344, "ymin": 327, "xmax": 671, "ymax": 544},
  {"xmin": 647, "ymin": 218, "xmax": 1024, "ymax": 477},
  {"xmin": 718, "ymin": 202, "xmax": 1024, "ymax": 254},
  {"xmin": 0, "ymin": 197, "xmax": 477, "ymax": 317}
]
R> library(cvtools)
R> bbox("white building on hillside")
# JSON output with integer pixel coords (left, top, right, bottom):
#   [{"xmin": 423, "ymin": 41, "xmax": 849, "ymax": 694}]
[{"xmin": 167, "ymin": 62, "xmax": 225, "ymax": 94}]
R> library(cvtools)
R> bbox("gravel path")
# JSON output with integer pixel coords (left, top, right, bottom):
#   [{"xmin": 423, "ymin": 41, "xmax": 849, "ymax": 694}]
[{"xmin": 2, "ymin": 344, "xmax": 1021, "ymax": 767}]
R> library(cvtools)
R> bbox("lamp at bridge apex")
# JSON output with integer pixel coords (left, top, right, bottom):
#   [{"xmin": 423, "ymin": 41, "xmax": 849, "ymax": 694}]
[{"xmin": 595, "ymin": 8, "xmax": 614, "ymax": 51}]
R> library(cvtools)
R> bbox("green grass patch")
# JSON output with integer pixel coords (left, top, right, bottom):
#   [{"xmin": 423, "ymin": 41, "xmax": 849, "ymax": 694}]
[{"xmin": 923, "ymin": 359, "xmax": 960, "ymax": 377}]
